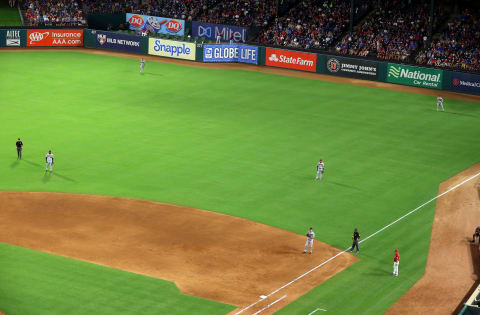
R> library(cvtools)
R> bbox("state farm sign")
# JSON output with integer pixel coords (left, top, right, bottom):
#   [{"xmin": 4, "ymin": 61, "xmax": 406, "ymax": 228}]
[
  {"xmin": 27, "ymin": 30, "xmax": 83, "ymax": 47},
  {"xmin": 265, "ymin": 48, "xmax": 317, "ymax": 72}
]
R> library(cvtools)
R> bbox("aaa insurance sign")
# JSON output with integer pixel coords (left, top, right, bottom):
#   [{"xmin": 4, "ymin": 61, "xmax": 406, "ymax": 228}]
[
  {"xmin": 27, "ymin": 30, "xmax": 83, "ymax": 47},
  {"xmin": 265, "ymin": 48, "xmax": 317, "ymax": 72}
]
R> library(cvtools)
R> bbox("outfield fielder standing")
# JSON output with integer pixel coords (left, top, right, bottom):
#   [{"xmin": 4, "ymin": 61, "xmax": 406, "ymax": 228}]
[
  {"xmin": 16, "ymin": 138, "xmax": 23, "ymax": 159},
  {"xmin": 436, "ymin": 96, "xmax": 444, "ymax": 112},
  {"xmin": 140, "ymin": 58, "xmax": 145, "ymax": 74},
  {"xmin": 45, "ymin": 150, "xmax": 54, "ymax": 172},
  {"xmin": 315, "ymin": 159, "xmax": 325, "ymax": 180},
  {"xmin": 303, "ymin": 227, "xmax": 315, "ymax": 254}
]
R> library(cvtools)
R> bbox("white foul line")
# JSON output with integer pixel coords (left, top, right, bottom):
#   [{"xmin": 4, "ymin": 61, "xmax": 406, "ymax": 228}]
[
  {"xmin": 252, "ymin": 295, "xmax": 287, "ymax": 315},
  {"xmin": 234, "ymin": 171, "xmax": 480, "ymax": 315},
  {"xmin": 307, "ymin": 308, "xmax": 327, "ymax": 315}
]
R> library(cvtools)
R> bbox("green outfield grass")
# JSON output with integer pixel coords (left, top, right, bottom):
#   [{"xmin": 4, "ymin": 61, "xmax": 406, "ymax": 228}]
[
  {"xmin": 1, "ymin": 51, "xmax": 479, "ymax": 314},
  {"xmin": 0, "ymin": 0, "xmax": 22, "ymax": 26}
]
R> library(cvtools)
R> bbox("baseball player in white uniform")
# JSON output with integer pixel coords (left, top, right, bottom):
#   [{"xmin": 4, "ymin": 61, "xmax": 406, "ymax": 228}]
[
  {"xmin": 45, "ymin": 150, "xmax": 54, "ymax": 172},
  {"xmin": 303, "ymin": 227, "xmax": 315, "ymax": 254},
  {"xmin": 436, "ymin": 96, "xmax": 444, "ymax": 112},
  {"xmin": 315, "ymin": 159, "xmax": 325, "ymax": 180},
  {"xmin": 140, "ymin": 58, "xmax": 145, "ymax": 74}
]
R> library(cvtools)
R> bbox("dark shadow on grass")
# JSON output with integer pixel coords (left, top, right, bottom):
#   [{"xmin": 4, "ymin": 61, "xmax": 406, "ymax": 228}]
[
  {"xmin": 453, "ymin": 241, "xmax": 480, "ymax": 314},
  {"xmin": 51, "ymin": 172, "xmax": 76, "ymax": 182},
  {"xmin": 327, "ymin": 181, "xmax": 362, "ymax": 192},
  {"xmin": 144, "ymin": 72, "xmax": 162, "ymax": 76},
  {"xmin": 10, "ymin": 159, "xmax": 20, "ymax": 168},
  {"xmin": 42, "ymin": 171, "xmax": 51, "ymax": 183},
  {"xmin": 22, "ymin": 159, "xmax": 42, "ymax": 168},
  {"xmin": 442, "ymin": 111, "xmax": 479, "ymax": 118},
  {"xmin": 363, "ymin": 270, "xmax": 393, "ymax": 277}
]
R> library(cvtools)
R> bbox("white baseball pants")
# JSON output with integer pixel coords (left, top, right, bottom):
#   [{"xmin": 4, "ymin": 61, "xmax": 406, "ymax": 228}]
[
  {"xmin": 304, "ymin": 239, "xmax": 313, "ymax": 253},
  {"xmin": 393, "ymin": 261, "xmax": 399, "ymax": 276}
]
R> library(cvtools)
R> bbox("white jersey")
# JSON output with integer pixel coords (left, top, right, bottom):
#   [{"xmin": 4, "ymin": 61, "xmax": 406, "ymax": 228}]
[
  {"xmin": 140, "ymin": 60, "xmax": 145, "ymax": 67},
  {"xmin": 306, "ymin": 230, "xmax": 315, "ymax": 240},
  {"xmin": 317, "ymin": 162, "xmax": 324, "ymax": 172},
  {"xmin": 437, "ymin": 97, "xmax": 443, "ymax": 104},
  {"xmin": 46, "ymin": 153, "xmax": 54, "ymax": 163}
]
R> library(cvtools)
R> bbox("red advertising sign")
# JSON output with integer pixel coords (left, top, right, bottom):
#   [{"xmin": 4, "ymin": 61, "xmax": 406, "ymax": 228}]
[
  {"xmin": 27, "ymin": 30, "xmax": 84, "ymax": 47},
  {"xmin": 265, "ymin": 48, "xmax": 317, "ymax": 72}
]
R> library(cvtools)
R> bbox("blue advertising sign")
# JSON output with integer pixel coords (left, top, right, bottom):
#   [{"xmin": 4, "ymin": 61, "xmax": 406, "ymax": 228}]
[
  {"xmin": 192, "ymin": 21, "xmax": 247, "ymax": 42},
  {"xmin": 95, "ymin": 31, "xmax": 142, "ymax": 53},
  {"xmin": 451, "ymin": 72, "xmax": 480, "ymax": 95},
  {"xmin": 127, "ymin": 13, "xmax": 185, "ymax": 36},
  {"xmin": 203, "ymin": 44, "xmax": 258, "ymax": 64}
]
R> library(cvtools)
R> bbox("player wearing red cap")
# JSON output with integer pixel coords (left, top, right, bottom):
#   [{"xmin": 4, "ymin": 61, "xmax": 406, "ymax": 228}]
[{"xmin": 393, "ymin": 249, "xmax": 400, "ymax": 276}]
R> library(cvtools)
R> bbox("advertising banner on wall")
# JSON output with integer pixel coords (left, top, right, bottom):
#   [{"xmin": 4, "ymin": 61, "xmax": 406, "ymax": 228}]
[
  {"xmin": 203, "ymin": 44, "xmax": 258, "ymax": 64},
  {"xmin": 450, "ymin": 72, "xmax": 480, "ymax": 95},
  {"xmin": 148, "ymin": 38, "xmax": 195, "ymax": 60},
  {"xmin": 325, "ymin": 56, "xmax": 378, "ymax": 80},
  {"xmin": 387, "ymin": 64, "xmax": 442, "ymax": 89},
  {"xmin": 192, "ymin": 21, "xmax": 247, "ymax": 43},
  {"xmin": 0, "ymin": 29, "xmax": 26, "ymax": 47},
  {"xmin": 127, "ymin": 13, "xmax": 184, "ymax": 36},
  {"xmin": 94, "ymin": 30, "xmax": 142, "ymax": 53},
  {"xmin": 26, "ymin": 29, "xmax": 83, "ymax": 47},
  {"xmin": 265, "ymin": 48, "xmax": 316, "ymax": 72}
]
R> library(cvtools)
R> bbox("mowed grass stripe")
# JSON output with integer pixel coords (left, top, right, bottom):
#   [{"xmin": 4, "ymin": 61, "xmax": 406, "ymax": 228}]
[{"xmin": 1, "ymin": 51, "xmax": 479, "ymax": 314}]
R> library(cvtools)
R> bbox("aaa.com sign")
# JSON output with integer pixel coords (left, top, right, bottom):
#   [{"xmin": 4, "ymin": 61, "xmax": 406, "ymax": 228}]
[
  {"xmin": 27, "ymin": 30, "xmax": 83, "ymax": 47},
  {"xmin": 265, "ymin": 48, "xmax": 316, "ymax": 72}
]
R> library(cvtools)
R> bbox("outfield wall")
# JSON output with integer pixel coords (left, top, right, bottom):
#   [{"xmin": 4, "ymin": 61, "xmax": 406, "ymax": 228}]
[{"xmin": 2, "ymin": 28, "xmax": 480, "ymax": 96}]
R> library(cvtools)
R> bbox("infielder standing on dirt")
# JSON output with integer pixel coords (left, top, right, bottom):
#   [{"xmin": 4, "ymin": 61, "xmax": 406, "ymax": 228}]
[
  {"xmin": 45, "ymin": 150, "xmax": 54, "ymax": 172},
  {"xmin": 140, "ymin": 58, "xmax": 145, "ymax": 74},
  {"xmin": 436, "ymin": 96, "xmax": 444, "ymax": 112},
  {"xmin": 471, "ymin": 226, "xmax": 480, "ymax": 243},
  {"xmin": 16, "ymin": 138, "xmax": 23, "ymax": 159},
  {"xmin": 303, "ymin": 227, "xmax": 315, "ymax": 254},
  {"xmin": 393, "ymin": 249, "xmax": 400, "ymax": 276},
  {"xmin": 315, "ymin": 159, "xmax": 325, "ymax": 180}
]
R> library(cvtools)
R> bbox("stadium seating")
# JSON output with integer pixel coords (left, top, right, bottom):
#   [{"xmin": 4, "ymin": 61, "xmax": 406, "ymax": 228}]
[{"xmin": 24, "ymin": 0, "xmax": 87, "ymax": 26}]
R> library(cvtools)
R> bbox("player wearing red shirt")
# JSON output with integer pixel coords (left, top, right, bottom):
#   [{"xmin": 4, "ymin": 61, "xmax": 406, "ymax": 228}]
[{"xmin": 393, "ymin": 249, "xmax": 400, "ymax": 276}]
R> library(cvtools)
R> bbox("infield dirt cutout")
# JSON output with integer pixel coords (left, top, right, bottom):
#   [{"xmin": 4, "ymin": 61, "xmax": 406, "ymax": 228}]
[{"xmin": 0, "ymin": 192, "xmax": 357, "ymax": 313}]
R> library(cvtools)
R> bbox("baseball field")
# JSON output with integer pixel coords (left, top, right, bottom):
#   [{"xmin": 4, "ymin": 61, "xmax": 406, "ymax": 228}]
[{"xmin": 1, "ymin": 50, "xmax": 480, "ymax": 314}]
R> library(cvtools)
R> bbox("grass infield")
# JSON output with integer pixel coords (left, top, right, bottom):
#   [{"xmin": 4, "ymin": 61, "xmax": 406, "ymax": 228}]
[{"xmin": 1, "ymin": 51, "xmax": 480, "ymax": 314}]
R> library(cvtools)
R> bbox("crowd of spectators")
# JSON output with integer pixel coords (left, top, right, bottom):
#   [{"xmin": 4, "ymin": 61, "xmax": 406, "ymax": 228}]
[
  {"xmin": 256, "ymin": 0, "xmax": 372, "ymax": 50},
  {"xmin": 415, "ymin": 9, "xmax": 480, "ymax": 72},
  {"xmin": 86, "ymin": 0, "xmax": 137, "ymax": 14},
  {"xmin": 335, "ymin": 0, "xmax": 446, "ymax": 62},
  {"xmin": 24, "ymin": 0, "xmax": 87, "ymax": 26},
  {"xmin": 195, "ymin": 0, "xmax": 286, "ymax": 27}
]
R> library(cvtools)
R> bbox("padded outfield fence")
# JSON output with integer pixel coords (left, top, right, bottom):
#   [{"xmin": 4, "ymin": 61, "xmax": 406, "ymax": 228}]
[{"xmin": 2, "ymin": 27, "xmax": 480, "ymax": 97}]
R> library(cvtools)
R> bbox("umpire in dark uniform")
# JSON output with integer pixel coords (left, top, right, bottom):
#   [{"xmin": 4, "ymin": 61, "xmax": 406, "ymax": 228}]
[
  {"xmin": 16, "ymin": 138, "xmax": 23, "ymax": 159},
  {"xmin": 349, "ymin": 228, "xmax": 360, "ymax": 253}
]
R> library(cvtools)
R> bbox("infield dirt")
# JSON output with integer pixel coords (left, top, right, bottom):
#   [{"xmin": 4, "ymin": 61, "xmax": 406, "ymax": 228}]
[{"xmin": 0, "ymin": 191, "xmax": 357, "ymax": 313}]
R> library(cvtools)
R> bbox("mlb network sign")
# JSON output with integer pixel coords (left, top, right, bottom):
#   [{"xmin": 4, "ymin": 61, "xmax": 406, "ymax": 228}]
[
  {"xmin": 451, "ymin": 72, "xmax": 480, "ymax": 95},
  {"xmin": 387, "ymin": 64, "xmax": 442, "ymax": 89},
  {"xmin": 127, "ymin": 13, "xmax": 184, "ymax": 36},
  {"xmin": 95, "ymin": 30, "xmax": 142, "ymax": 53},
  {"xmin": 265, "ymin": 48, "xmax": 317, "ymax": 72},
  {"xmin": 27, "ymin": 29, "xmax": 83, "ymax": 47},
  {"xmin": 148, "ymin": 38, "xmax": 195, "ymax": 60},
  {"xmin": 192, "ymin": 21, "xmax": 247, "ymax": 42},
  {"xmin": 203, "ymin": 44, "xmax": 258, "ymax": 64}
]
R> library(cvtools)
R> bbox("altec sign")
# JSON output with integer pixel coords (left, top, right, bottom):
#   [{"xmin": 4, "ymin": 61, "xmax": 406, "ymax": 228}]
[
  {"xmin": 265, "ymin": 48, "xmax": 317, "ymax": 72},
  {"xmin": 387, "ymin": 64, "xmax": 442, "ymax": 89},
  {"xmin": 27, "ymin": 30, "xmax": 83, "ymax": 47}
]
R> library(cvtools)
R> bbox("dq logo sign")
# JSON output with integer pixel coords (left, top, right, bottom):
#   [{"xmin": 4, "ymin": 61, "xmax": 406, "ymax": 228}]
[
  {"xmin": 128, "ymin": 15, "xmax": 145, "ymax": 28},
  {"xmin": 165, "ymin": 20, "xmax": 182, "ymax": 33},
  {"xmin": 29, "ymin": 31, "xmax": 49, "ymax": 44}
]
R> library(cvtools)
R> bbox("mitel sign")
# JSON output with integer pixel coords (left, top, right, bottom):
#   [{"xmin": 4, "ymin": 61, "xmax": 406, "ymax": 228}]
[
  {"xmin": 192, "ymin": 21, "xmax": 247, "ymax": 42},
  {"xmin": 451, "ymin": 72, "xmax": 480, "ymax": 95},
  {"xmin": 265, "ymin": 48, "xmax": 317, "ymax": 72},
  {"xmin": 203, "ymin": 44, "xmax": 258, "ymax": 64}
]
